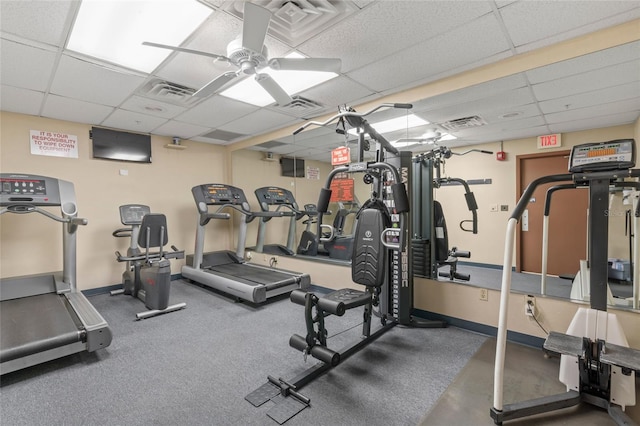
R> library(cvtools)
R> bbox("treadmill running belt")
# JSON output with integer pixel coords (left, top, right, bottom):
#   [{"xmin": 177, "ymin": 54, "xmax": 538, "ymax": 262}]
[
  {"xmin": 208, "ymin": 263, "xmax": 297, "ymax": 287},
  {"xmin": 1, "ymin": 293, "xmax": 81, "ymax": 363}
]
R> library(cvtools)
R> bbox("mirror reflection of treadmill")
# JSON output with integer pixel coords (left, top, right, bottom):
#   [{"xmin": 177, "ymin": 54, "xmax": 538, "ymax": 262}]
[{"xmin": 182, "ymin": 184, "xmax": 310, "ymax": 303}]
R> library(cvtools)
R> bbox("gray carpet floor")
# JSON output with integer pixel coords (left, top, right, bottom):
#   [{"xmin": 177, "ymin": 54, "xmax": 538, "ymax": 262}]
[{"xmin": 0, "ymin": 280, "xmax": 487, "ymax": 426}]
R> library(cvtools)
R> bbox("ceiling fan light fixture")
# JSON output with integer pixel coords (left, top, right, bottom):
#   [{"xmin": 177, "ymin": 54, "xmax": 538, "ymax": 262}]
[{"xmin": 220, "ymin": 52, "xmax": 338, "ymax": 106}]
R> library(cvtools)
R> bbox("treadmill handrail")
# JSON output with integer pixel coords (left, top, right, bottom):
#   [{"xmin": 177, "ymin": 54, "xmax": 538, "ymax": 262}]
[{"xmin": 1, "ymin": 204, "xmax": 88, "ymax": 226}]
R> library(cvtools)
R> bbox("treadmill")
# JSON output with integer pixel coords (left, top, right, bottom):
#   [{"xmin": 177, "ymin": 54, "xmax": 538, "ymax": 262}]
[
  {"xmin": 182, "ymin": 184, "xmax": 310, "ymax": 303},
  {"xmin": 0, "ymin": 174, "xmax": 112, "ymax": 375},
  {"xmin": 254, "ymin": 186, "xmax": 300, "ymax": 256}
]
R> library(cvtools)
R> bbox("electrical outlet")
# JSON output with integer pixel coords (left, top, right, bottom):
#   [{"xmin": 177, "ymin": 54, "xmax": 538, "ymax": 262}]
[
  {"xmin": 500, "ymin": 204, "xmax": 509, "ymax": 212},
  {"xmin": 490, "ymin": 204, "xmax": 498, "ymax": 212},
  {"xmin": 525, "ymin": 295, "xmax": 535, "ymax": 316},
  {"xmin": 479, "ymin": 288, "xmax": 488, "ymax": 301}
]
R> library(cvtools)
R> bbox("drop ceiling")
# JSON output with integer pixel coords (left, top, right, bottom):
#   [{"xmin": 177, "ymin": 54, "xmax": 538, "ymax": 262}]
[{"xmin": 1, "ymin": 0, "xmax": 639, "ymax": 163}]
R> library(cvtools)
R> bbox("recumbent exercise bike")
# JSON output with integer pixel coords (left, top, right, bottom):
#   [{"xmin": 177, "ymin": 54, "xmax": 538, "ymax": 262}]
[{"xmin": 111, "ymin": 204, "xmax": 185, "ymax": 320}]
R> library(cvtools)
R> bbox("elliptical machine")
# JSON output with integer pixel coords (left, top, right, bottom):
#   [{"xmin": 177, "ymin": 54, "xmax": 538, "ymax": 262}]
[{"xmin": 111, "ymin": 204, "xmax": 186, "ymax": 320}]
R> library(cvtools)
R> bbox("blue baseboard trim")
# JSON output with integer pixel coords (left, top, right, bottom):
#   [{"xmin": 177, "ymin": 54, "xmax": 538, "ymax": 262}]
[
  {"xmin": 412, "ymin": 308, "xmax": 546, "ymax": 349},
  {"xmin": 83, "ymin": 284, "xmax": 120, "ymax": 296}
]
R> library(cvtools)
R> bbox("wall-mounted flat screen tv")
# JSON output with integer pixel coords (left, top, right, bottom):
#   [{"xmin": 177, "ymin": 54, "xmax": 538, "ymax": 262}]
[
  {"xmin": 280, "ymin": 157, "xmax": 304, "ymax": 178},
  {"xmin": 91, "ymin": 127, "xmax": 152, "ymax": 163}
]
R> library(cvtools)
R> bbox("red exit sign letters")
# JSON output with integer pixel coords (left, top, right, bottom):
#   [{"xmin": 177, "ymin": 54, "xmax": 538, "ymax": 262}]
[{"xmin": 537, "ymin": 133, "xmax": 562, "ymax": 149}]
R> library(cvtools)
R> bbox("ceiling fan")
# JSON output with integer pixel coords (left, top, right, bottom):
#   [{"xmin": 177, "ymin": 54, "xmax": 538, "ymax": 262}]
[{"xmin": 143, "ymin": 2, "xmax": 341, "ymax": 105}]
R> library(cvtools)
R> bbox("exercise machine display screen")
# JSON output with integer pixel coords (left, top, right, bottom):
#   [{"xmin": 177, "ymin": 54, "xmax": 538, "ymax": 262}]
[
  {"xmin": 568, "ymin": 139, "xmax": 635, "ymax": 173},
  {"xmin": 1, "ymin": 177, "xmax": 47, "ymax": 196},
  {"xmin": 119, "ymin": 205, "xmax": 150, "ymax": 226},
  {"xmin": 195, "ymin": 184, "xmax": 247, "ymax": 205},
  {"xmin": 255, "ymin": 187, "xmax": 295, "ymax": 206}
]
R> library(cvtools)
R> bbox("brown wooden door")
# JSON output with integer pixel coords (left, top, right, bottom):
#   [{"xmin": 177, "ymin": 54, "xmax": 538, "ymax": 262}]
[{"xmin": 517, "ymin": 151, "xmax": 588, "ymax": 275}]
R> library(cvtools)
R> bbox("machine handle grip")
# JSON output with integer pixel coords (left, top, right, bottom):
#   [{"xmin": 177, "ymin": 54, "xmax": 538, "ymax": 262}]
[
  {"xmin": 393, "ymin": 103, "xmax": 413, "ymax": 109},
  {"xmin": 112, "ymin": 227, "xmax": 132, "ymax": 238}
]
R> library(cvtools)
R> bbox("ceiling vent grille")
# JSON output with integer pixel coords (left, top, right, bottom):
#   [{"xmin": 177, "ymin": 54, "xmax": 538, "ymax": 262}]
[
  {"xmin": 256, "ymin": 140, "xmax": 289, "ymax": 149},
  {"xmin": 138, "ymin": 79, "xmax": 199, "ymax": 106},
  {"xmin": 276, "ymin": 95, "xmax": 325, "ymax": 118},
  {"xmin": 440, "ymin": 115, "xmax": 487, "ymax": 132},
  {"xmin": 201, "ymin": 129, "xmax": 246, "ymax": 142},
  {"xmin": 220, "ymin": 1, "xmax": 358, "ymax": 46}
]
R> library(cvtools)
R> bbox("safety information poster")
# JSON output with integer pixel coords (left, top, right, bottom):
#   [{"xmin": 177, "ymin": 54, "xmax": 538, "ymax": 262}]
[{"xmin": 30, "ymin": 130, "xmax": 79, "ymax": 158}]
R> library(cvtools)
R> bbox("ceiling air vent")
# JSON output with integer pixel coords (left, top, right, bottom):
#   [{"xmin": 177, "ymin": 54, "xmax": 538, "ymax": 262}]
[
  {"xmin": 439, "ymin": 115, "xmax": 487, "ymax": 132},
  {"xmin": 256, "ymin": 140, "xmax": 289, "ymax": 149},
  {"xmin": 201, "ymin": 129, "xmax": 247, "ymax": 142},
  {"xmin": 138, "ymin": 79, "xmax": 199, "ymax": 106},
  {"xmin": 220, "ymin": 1, "xmax": 358, "ymax": 46},
  {"xmin": 276, "ymin": 96, "xmax": 325, "ymax": 118}
]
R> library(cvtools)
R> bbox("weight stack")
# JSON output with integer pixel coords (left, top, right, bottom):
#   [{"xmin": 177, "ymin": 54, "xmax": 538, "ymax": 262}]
[{"xmin": 412, "ymin": 239, "xmax": 431, "ymax": 278}]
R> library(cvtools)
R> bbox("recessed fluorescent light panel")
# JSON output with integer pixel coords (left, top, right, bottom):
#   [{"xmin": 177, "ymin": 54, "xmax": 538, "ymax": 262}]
[
  {"xmin": 391, "ymin": 133, "xmax": 457, "ymax": 148},
  {"xmin": 67, "ymin": 0, "xmax": 211, "ymax": 73},
  {"xmin": 220, "ymin": 52, "xmax": 338, "ymax": 106},
  {"xmin": 347, "ymin": 114, "xmax": 429, "ymax": 136}
]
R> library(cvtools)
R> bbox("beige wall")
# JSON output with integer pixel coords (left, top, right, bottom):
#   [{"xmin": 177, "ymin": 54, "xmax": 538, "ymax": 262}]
[{"xmin": 0, "ymin": 111, "xmax": 229, "ymax": 290}]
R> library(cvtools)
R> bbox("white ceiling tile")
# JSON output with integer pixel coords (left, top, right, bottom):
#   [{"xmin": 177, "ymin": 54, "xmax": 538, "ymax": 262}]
[
  {"xmin": 532, "ymin": 60, "xmax": 640, "ymax": 101},
  {"xmin": 50, "ymin": 55, "xmax": 146, "ymax": 107},
  {"xmin": 411, "ymin": 73, "xmax": 529, "ymax": 113},
  {"xmin": 100, "ymin": 109, "xmax": 168, "ymax": 133},
  {"xmin": 0, "ymin": 1, "xmax": 75, "ymax": 46},
  {"xmin": 219, "ymin": 108, "xmax": 299, "ymax": 135},
  {"xmin": 297, "ymin": 0, "xmax": 492, "ymax": 72},
  {"xmin": 297, "ymin": 76, "xmax": 373, "ymax": 110},
  {"xmin": 347, "ymin": 13, "xmax": 511, "ymax": 92},
  {"xmin": 514, "ymin": 9, "xmax": 640, "ymax": 54},
  {"xmin": 548, "ymin": 110, "xmax": 640, "ymax": 134},
  {"xmin": 152, "ymin": 120, "xmax": 211, "ymax": 139},
  {"xmin": 176, "ymin": 95, "xmax": 258, "ymax": 127},
  {"xmin": 526, "ymin": 41, "xmax": 640, "ymax": 84},
  {"xmin": 500, "ymin": 1, "xmax": 639, "ymax": 47},
  {"xmin": 545, "ymin": 97, "xmax": 640, "ymax": 124},
  {"xmin": 41, "ymin": 94, "xmax": 114, "ymax": 124},
  {"xmin": 0, "ymin": 39, "xmax": 57, "ymax": 91},
  {"xmin": 119, "ymin": 95, "xmax": 186, "ymax": 119},
  {"xmin": 419, "ymin": 86, "xmax": 536, "ymax": 125},
  {"xmin": 539, "ymin": 81, "xmax": 640, "ymax": 114},
  {"xmin": 0, "ymin": 85, "xmax": 44, "ymax": 115}
]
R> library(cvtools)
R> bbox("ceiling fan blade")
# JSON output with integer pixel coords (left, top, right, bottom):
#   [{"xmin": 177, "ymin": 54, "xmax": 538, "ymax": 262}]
[
  {"xmin": 241, "ymin": 2, "xmax": 272, "ymax": 53},
  {"xmin": 194, "ymin": 72, "xmax": 238, "ymax": 98},
  {"xmin": 142, "ymin": 41, "xmax": 229, "ymax": 61},
  {"xmin": 269, "ymin": 58, "xmax": 341, "ymax": 73},
  {"xmin": 255, "ymin": 73, "xmax": 292, "ymax": 105}
]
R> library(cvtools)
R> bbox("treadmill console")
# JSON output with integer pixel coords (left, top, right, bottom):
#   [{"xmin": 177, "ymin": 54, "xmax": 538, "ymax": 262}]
[
  {"xmin": 0, "ymin": 174, "xmax": 61, "ymax": 206},
  {"xmin": 568, "ymin": 139, "xmax": 635, "ymax": 173},
  {"xmin": 119, "ymin": 204, "xmax": 150, "ymax": 226},
  {"xmin": 254, "ymin": 186, "xmax": 298, "ymax": 211},
  {"xmin": 192, "ymin": 184, "xmax": 250, "ymax": 212}
]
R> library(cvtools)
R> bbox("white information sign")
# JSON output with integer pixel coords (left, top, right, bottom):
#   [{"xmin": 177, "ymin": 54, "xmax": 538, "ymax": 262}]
[
  {"xmin": 306, "ymin": 166, "xmax": 320, "ymax": 180},
  {"xmin": 30, "ymin": 130, "xmax": 79, "ymax": 158}
]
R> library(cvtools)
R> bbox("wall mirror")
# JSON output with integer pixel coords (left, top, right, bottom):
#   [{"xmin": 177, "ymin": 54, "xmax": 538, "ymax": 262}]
[{"xmin": 233, "ymin": 40, "xmax": 640, "ymax": 311}]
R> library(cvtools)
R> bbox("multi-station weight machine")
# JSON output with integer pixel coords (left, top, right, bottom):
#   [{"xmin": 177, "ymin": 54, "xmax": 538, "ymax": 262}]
[
  {"xmin": 412, "ymin": 145, "xmax": 491, "ymax": 281},
  {"xmin": 246, "ymin": 103, "xmax": 445, "ymax": 424}
]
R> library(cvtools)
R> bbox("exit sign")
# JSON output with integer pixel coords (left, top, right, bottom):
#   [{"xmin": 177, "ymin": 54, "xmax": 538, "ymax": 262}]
[{"xmin": 537, "ymin": 133, "xmax": 562, "ymax": 149}]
